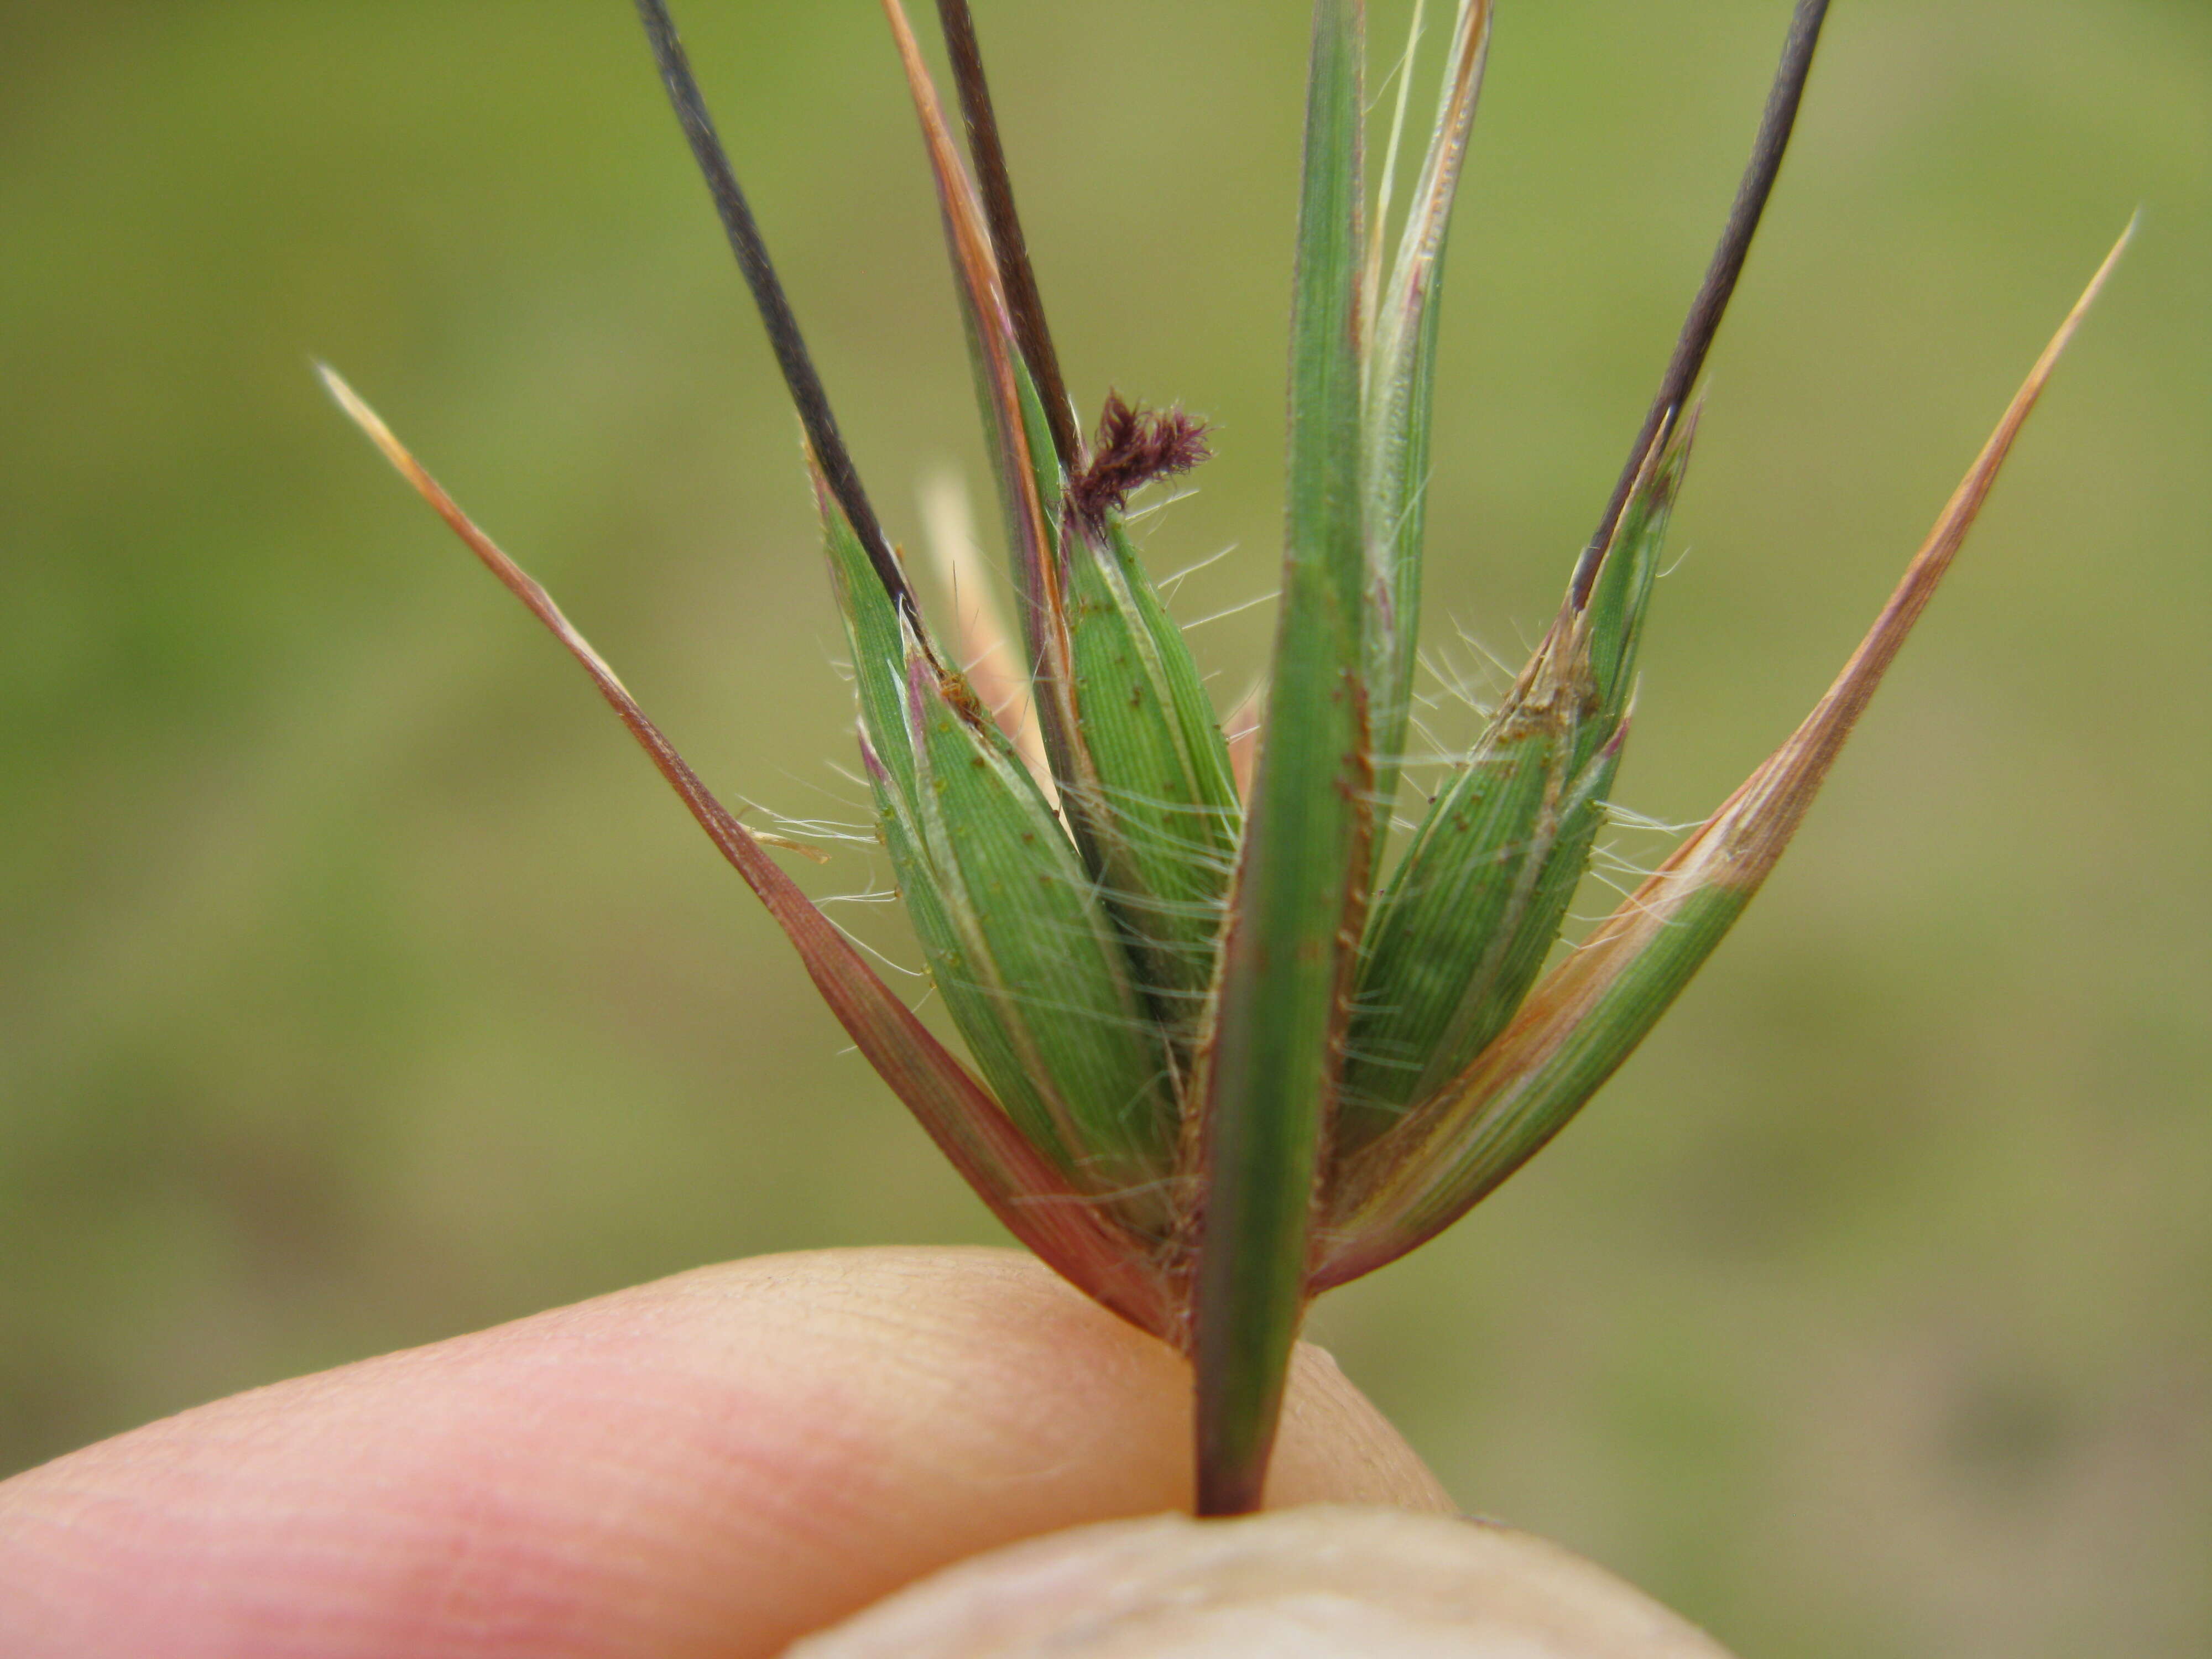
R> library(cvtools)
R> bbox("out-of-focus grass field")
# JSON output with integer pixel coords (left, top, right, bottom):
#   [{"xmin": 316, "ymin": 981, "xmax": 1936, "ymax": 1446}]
[{"xmin": 3, "ymin": 2, "xmax": 2205, "ymax": 1651}]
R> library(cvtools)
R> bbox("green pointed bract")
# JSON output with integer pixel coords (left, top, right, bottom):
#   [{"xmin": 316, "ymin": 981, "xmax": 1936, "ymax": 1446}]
[
  {"xmin": 1317, "ymin": 226, "xmax": 2128, "ymax": 1284},
  {"xmin": 1098, "ymin": 515, "xmax": 1241, "ymax": 841},
  {"xmin": 1010, "ymin": 361, "xmax": 1244, "ymax": 1038},
  {"xmin": 1338, "ymin": 679, "xmax": 1574, "ymax": 1139},
  {"xmin": 1060, "ymin": 519, "xmax": 1242, "ymax": 1027},
  {"xmin": 885, "ymin": 3, "xmax": 1241, "ymax": 1044},
  {"xmin": 820, "ymin": 473, "xmax": 1070, "ymax": 1178},
  {"xmin": 1360, "ymin": 0, "xmax": 1493, "ymax": 856},
  {"xmin": 1337, "ymin": 418, "xmax": 1689, "ymax": 1149},
  {"xmin": 823, "ymin": 562, "xmax": 1072, "ymax": 1202},
  {"xmin": 816, "ymin": 464, "xmax": 917, "ymax": 799},
  {"xmin": 818, "ymin": 470, "xmax": 1178, "ymax": 1230},
  {"xmin": 1582, "ymin": 411, "xmax": 1695, "ymax": 724},
  {"xmin": 901, "ymin": 643, "xmax": 1181, "ymax": 1217},
  {"xmin": 1192, "ymin": 0, "xmax": 1369, "ymax": 1520},
  {"xmin": 1318, "ymin": 874, "xmax": 1754, "ymax": 1288},
  {"xmin": 855, "ymin": 731, "xmax": 1068, "ymax": 1183}
]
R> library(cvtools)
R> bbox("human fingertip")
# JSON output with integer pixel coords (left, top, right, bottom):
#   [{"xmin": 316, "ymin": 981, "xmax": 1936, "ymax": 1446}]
[{"xmin": 789, "ymin": 1505, "xmax": 1736, "ymax": 1658}]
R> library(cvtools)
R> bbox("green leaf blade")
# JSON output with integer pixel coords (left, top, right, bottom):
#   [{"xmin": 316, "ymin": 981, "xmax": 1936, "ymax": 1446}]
[{"xmin": 1193, "ymin": 0, "xmax": 1369, "ymax": 1520}]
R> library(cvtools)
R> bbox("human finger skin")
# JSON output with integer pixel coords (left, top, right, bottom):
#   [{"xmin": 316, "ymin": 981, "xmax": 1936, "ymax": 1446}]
[
  {"xmin": 0, "ymin": 1246, "xmax": 1449, "ymax": 1658},
  {"xmin": 793, "ymin": 1505, "xmax": 1736, "ymax": 1658}
]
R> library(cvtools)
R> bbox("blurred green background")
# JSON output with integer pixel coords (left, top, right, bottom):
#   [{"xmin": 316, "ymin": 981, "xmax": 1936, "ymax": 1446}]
[{"xmin": 3, "ymin": 1, "xmax": 2205, "ymax": 1652}]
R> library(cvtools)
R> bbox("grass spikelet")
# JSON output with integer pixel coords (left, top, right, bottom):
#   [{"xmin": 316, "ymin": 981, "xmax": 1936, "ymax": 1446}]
[{"xmin": 325, "ymin": 0, "xmax": 2126, "ymax": 1520}]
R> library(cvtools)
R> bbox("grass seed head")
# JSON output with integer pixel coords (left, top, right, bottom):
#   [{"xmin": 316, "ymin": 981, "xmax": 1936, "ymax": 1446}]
[{"xmin": 327, "ymin": 0, "xmax": 2127, "ymax": 1520}]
